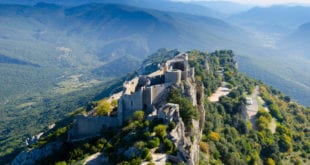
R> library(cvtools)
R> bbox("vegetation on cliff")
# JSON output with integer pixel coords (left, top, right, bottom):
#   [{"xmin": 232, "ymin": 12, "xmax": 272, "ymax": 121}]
[
  {"xmin": 186, "ymin": 50, "xmax": 309, "ymax": 165},
  {"xmin": 10, "ymin": 49, "xmax": 309, "ymax": 165}
]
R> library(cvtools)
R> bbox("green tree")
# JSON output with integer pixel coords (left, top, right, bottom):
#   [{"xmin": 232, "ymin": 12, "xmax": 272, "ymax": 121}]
[
  {"xmin": 132, "ymin": 111, "xmax": 144, "ymax": 122},
  {"xmin": 55, "ymin": 161, "xmax": 67, "ymax": 165},
  {"xmin": 153, "ymin": 124, "xmax": 167, "ymax": 139},
  {"xmin": 278, "ymin": 135, "xmax": 292, "ymax": 152},
  {"xmin": 130, "ymin": 158, "xmax": 141, "ymax": 165},
  {"xmin": 269, "ymin": 104, "xmax": 283, "ymax": 121},
  {"xmin": 111, "ymin": 99, "xmax": 118, "ymax": 107},
  {"xmin": 147, "ymin": 137, "xmax": 160, "ymax": 148},
  {"xmin": 96, "ymin": 99, "xmax": 112, "ymax": 116},
  {"xmin": 266, "ymin": 158, "xmax": 276, "ymax": 165},
  {"xmin": 163, "ymin": 138, "xmax": 174, "ymax": 154}
]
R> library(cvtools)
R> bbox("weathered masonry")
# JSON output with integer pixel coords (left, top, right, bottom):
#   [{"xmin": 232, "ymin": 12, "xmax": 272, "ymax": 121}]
[{"xmin": 117, "ymin": 53, "xmax": 195, "ymax": 125}]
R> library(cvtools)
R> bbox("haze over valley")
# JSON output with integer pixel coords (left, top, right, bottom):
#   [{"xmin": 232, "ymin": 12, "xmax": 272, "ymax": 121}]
[{"xmin": 0, "ymin": 0, "xmax": 309, "ymax": 163}]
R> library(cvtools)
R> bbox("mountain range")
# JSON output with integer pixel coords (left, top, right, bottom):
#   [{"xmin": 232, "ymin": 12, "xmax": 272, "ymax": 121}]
[
  {"xmin": 0, "ymin": 0, "xmax": 310, "ymax": 163},
  {"xmin": 0, "ymin": 2, "xmax": 255, "ymax": 104}
]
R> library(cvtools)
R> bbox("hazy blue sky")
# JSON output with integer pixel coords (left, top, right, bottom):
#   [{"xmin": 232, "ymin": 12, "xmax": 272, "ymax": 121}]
[{"xmin": 172, "ymin": 0, "xmax": 310, "ymax": 6}]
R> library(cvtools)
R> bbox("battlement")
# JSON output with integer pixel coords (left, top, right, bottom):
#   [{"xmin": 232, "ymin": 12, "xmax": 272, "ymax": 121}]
[
  {"xmin": 69, "ymin": 53, "xmax": 195, "ymax": 141},
  {"xmin": 117, "ymin": 53, "xmax": 194, "ymax": 125}
]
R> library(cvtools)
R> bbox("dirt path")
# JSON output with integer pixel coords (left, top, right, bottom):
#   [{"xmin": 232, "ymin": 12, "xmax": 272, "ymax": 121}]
[
  {"xmin": 208, "ymin": 82, "xmax": 230, "ymax": 102},
  {"xmin": 84, "ymin": 152, "xmax": 108, "ymax": 165},
  {"xmin": 269, "ymin": 118, "xmax": 277, "ymax": 133},
  {"xmin": 247, "ymin": 86, "xmax": 276, "ymax": 133},
  {"xmin": 246, "ymin": 86, "xmax": 260, "ymax": 130}
]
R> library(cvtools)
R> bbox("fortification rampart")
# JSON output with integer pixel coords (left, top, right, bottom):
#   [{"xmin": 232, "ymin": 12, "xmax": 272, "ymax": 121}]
[
  {"xmin": 69, "ymin": 52, "xmax": 195, "ymax": 140},
  {"xmin": 68, "ymin": 116, "xmax": 118, "ymax": 141}
]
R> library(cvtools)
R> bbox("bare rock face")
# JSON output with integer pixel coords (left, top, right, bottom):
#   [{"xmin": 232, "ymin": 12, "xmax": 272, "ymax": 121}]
[
  {"xmin": 189, "ymin": 119, "xmax": 202, "ymax": 165},
  {"xmin": 179, "ymin": 80, "xmax": 205, "ymax": 165},
  {"xmin": 182, "ymin": 78, "xmax": 203, "ymax": 165},
  {"xmin": 182, "ymin": 79, "xmax": 197, "ymax": 106},
  {"xmin": 11, "ymin": 142, "xmax": 62, "ymax": 165},
  {"xmin": 157, "ymin": 89, "xmax": 204, "ymax": 165}
]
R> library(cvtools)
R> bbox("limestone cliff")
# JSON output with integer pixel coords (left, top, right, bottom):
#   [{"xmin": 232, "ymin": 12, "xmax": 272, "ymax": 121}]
[{"xmin": 154, "ymin": 78, "xmax": 204, "ymax": 164}]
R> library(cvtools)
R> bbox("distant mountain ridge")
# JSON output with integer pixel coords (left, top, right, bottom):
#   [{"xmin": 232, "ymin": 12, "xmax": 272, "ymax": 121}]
[
  {"xmin": 292, "ymin": 22, "xmax": 310, "ymax": 40},
  {"xmin": 0, "ymin": 2, "xmax": 309, "ymax": 109},
  {"xmin": 192, "ymin": 0, "xmax": 253, "ymax": 14},
  {"xmin": 280, "ymin": 22, "xmax": 310, "ymax": 58},
  {"xmin": 0, "ymin": 3, "xmax": 257, "ymax": 162},
  {"xmin": 231, "ymin": 5, "xmax": 310, "ymax": 30},
  {"xmin": 1, "ymin": 2, "xmax": 310, "ymax": 164},
  {"xmin": 0, "ymin": 54, "xmax": 40, "ymax": 67},
  {"xmin": 0, "ymin": 0, "xmax": 222, "ymax": 17}
]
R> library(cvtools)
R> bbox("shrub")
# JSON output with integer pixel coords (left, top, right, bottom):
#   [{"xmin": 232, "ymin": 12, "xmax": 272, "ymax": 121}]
[
  {"xmin": 166, "ymin": 162, "xmax": 172, "ymax": 165},
  {"xmin": 276, "ymin": 125, "xmax": 290, "ymax": 136},
  {"xmin": 257, "ymin": 110, "xmax": 272, "ymax": 122},
  {"xmin": 278, "ymin": 135, "xmax": 292, "ymax": 152},
  {"xmin": 143, "ymin": 131, "xmax": 151, "ymax": 139},
  {"xmin": 269, "ymin": 104, "xmax": 283, "ymax": 121},
  {"xmin": 153, "ymin": 124, "xmax": 167, "ymax": 139},
  {"xmin": 135, "ymin": 141, "xmax": 146, "ymax": 149},
  {"xmin": 200, "ymin": 141, "xmax": 209, "ymax": 154},
  {"xmin": 168, "ymin": 121, "xmax": 176, "ymax": 131},
  {"xmin": 117, "ymin": 161, "xmax": 130, "ymax": 165},
  {"xmin": 132, "ymin": 111, "xmax": 145, "ymax": 122},
  {"xmin": 55, "ymin": 161, "xmax": 67, "ymax": 165},
  {"xmin": 96, "ymin": 99, "xmax": 112, "ymax": 116},
  {"xmin": 141, "ymin": 148, "xmax": 150, "ymax": 159},
  {"xmin": 111, "ymin": 99, "xmax": 118, "ymax": 107},
  {"xmin": 256, "ymin": 116, "xmax": 270, "ymax": 131},
  {"xmin": 130, "ymin": 158, "xmax": 142, "ymax": 165},
  {"xmin": 68, "ymin": 148, "xmax": 84, "ymax": 161},
  {"xmin": 266, "ymin": 158, "xmax": 276, "ymax": 165},
  {"xmin": 168, "ymin": 89, "xmax": 198, "ymax": 126},
  {"xmin": 163, "ymin": 138, "xmax": 174, "ymax": 154},
  {"xmin": 147, "ymin": 137, "xmax": 160, "ymax": 148},
  {"xmin": 209, "ymin": 132, "xmax": 220, "ymax": 142}
]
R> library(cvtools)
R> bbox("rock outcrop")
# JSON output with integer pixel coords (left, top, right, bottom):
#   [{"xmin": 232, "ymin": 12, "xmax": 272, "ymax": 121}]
[
  {"xmin": 155, "ymin": 80, "xmax": 204, "ymax": 164},
  {"xmin": 11, "ymin": 142, "xmax": 62, "ymax": 165}
]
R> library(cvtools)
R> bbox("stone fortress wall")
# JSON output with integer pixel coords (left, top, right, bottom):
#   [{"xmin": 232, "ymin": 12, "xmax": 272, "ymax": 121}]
[
  {"xmin": 68, "ymin": 116, "xmax": 118, "ymax": 141},
  {"xmin": 68, "ymin": 53, "xmax": 195, "ymax": 141},
  {"xmin": 117, "ymin": 53, "xmax": 193, "ymax": 125}
]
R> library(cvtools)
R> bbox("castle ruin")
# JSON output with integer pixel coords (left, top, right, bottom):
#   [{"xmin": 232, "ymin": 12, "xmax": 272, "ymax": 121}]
[
  {"xmin": 68, "ymin": 53, "xmax": 196, "ymax": 140},
  {"xmin": 117, "ymin": 53, "xmax": 195, "ymax": 125}
]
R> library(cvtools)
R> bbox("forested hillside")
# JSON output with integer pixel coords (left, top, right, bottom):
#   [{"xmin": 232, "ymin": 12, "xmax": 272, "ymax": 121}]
[
  {"xmin": 0, "ymin": 3, "xmax": 249, "ymax": 162},
  {"xmin": 9, "ymin": 50, "xmax": 309, "ymax": 165},
  {"xmin": 190, "ymin": 51, "xmax": 310, "ymax": 165},
  {"xmin": 1, "ymin": 1, "xmax": 310, "ymax": 164}
]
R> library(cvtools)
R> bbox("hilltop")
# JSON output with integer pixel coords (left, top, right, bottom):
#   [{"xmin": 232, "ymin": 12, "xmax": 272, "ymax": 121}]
[
  {"xmin": 0, "ymin": 3, "xmax": 248, "ymax": 161},
  {"xmin": 10, "ymin": 50, "xmax": 310, "ymax": 165},
  {"xmin": 0, "ymin": 1, "xmax": 310, "ymax": 164}
]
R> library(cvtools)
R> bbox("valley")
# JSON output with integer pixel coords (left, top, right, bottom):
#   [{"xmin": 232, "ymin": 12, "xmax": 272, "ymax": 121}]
[{"xmin": 0, "ymin": 0, "xmax": 310, "ymax": 164}]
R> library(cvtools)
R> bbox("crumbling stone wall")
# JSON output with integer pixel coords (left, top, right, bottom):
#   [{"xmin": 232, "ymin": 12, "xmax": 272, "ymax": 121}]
[
  {"xmin": 68, "ymin": 116, "xmax": 118, "ymax": 141},
  {"xmin": 118, "ymin": 89, "xmax": 144, "ymax": 123},
  {"xmin": 165, "ymin": 70, "xmax": 182, "ymax": 84}
]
